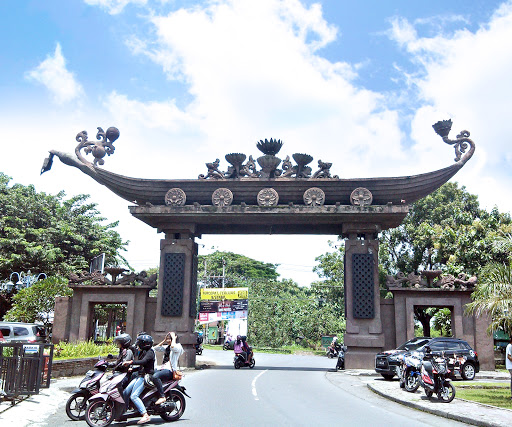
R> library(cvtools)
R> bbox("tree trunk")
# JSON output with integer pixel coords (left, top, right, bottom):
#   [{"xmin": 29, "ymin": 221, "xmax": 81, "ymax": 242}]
[{"xmin": 414, "ymin": 307, "xmax": 432, "ymax": 337}]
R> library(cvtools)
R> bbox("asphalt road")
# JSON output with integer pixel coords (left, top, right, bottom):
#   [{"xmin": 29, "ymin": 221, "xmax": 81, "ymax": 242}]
[{"xmin": 1, "ymin": 349, "xmax": 467, "ymax": 426}]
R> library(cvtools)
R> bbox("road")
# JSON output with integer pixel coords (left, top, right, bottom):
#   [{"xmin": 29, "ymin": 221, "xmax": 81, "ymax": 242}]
[{"xmin": 1, "ymin": 349, "xmax": 467, "ymax": 426}]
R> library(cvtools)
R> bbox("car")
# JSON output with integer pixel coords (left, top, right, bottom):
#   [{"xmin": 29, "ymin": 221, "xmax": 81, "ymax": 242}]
[
  {"xmin": 375, "ymin": 336, "xmax": 480, "ymax": 381},
  {"xmin": 0, "ymin": 329, "xmax": 5, "ymax": 342},
  {"xmin": 0, "ymin": 322, "xmax": 48, "ymax": 343}
]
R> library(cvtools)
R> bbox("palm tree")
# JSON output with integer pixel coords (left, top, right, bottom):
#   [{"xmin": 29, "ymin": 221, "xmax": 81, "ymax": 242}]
[{"xmin": 466, "ymin": 258, "xmax": 512, "ymax": 335}]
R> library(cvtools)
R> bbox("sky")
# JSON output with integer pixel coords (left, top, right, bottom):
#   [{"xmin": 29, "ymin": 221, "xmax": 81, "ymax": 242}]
[{"xmin": 1, "ymin": 0, "xmax": 512, "ymax": 286}]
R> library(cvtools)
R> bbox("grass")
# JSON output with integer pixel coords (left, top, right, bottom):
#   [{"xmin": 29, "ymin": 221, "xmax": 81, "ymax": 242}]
[
  {"xmin": 455, "ymin": 381, "xmax": 512, "ymax": 409},
  {"xmin": 53, "ymin": 340, "xmax": 117, "ymax": 360}
]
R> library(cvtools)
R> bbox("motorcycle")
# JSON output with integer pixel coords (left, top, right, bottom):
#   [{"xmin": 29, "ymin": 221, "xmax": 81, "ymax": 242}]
[
  {"xmin": 195, "ymin": 344, "xmax": 203, "ymax": 355},
  {"xmin": 223, "ymin": 340, "xmax": 234, "ymax": 351},
  {"xmin": 233, "ymin": 352, "xmax": 255, "ymax": 369},
  {"xmin": 84, "ymin": 371, "xmax": 190, "ymax": 427},
  {"xmin": 399, "ymin": 352, "xmax": 422, "ymax": 392},
  {"xmin": 65, "ymin": 357, "xmax": 110, "ymax": 421},
  {"xmin": 326, "ymin": 345, "xmax": 339, "ymax": 359},
  {"xmin": 336, "ymin": 345, "xmax": 347, "ymax": 370},
  {"xmin": 419, "ymin": 354, "xmax": 456, "ymax": 403}
]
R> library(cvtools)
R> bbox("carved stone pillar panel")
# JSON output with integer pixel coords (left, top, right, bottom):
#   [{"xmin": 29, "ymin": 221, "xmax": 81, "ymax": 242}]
[
  {"xmin": 154, "ymin": 236, "xmax": 198, "ymax": 367},
  {"xmin": 344, "ymin": 231, "xmax": 385, "ymax": 369}
]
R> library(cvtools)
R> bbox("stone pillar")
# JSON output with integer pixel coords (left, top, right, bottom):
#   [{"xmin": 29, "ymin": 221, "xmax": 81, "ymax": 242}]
[
  {"xmin": 153, "ymin": 231, "xmax": 198, "ymax": 367},
  {"xmin": 343, "ymin": 225, "xmax": 385, "ymax": 369}
]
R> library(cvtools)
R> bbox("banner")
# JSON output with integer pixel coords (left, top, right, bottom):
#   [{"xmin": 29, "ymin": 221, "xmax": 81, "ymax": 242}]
[
  {"xmin": 200, "ymin": 287, "xmax": 248, "ymax": 301},
  {"xmin": 199, "ymin": 310, "xmax": 248, "ymax": 323},
  {"xmin": 199, "ymin": 299, "xmax": 248, "ymax": 313}
]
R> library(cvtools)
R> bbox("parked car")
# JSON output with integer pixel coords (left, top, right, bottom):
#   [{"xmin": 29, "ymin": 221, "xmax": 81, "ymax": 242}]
[
  {"xmin": 375, "ymin": 336, "xmax": 480, "ymax": 381},
  {"xmin": 0, "ymin": 329, "xmax": 5, "ymax": 342},
  {"xmin": 0, "ymin": 322, "xmax": 48, "ymax": 343}
]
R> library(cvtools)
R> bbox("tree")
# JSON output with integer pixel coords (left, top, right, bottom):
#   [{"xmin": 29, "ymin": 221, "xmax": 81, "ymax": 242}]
[
  {"xmin": 198, "ymin": 251, "xmax": 279, "ymax": 287},
  {"xmin": 465, "ymin": 235, "xmax": 512, "ymax": 335},
  {"xmin": 312, "ymin": 240, "xmax": 344, "ymax": 314},
  {"xmin": 379, "ymin": 182, "xmax": 512, "ymax": 276},
  {"xmin": 3, "ymin": 276, "xmax": 72, "ymax": 327},
  {"xmin": 0, "ymin": 173, "xmax": 129, "ymax": 278}
]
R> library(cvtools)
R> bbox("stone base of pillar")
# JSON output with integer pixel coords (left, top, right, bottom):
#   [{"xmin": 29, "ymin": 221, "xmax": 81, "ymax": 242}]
[{"xmin": 345, "ymin": 349, "xmax": 380, "ymax": 369}]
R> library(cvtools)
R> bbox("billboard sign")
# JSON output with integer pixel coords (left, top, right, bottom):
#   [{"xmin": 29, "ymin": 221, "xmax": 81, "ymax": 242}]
[{"xmin": 200, "ymin": 287, "xmax": 248, "ymax": 301}]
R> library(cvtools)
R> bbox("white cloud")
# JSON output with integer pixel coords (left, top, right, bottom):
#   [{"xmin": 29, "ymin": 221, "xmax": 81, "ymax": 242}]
[
  {"xmin": 83, "ymin": 0, "xmax": 147, "ymax": 15},
  {"xmin": 388, "ymin": 1, "xmax": 512, "ymax": 213},
  {"xmin": 26, "ymin": 43, "xmax": 84, "ymax": 104}
]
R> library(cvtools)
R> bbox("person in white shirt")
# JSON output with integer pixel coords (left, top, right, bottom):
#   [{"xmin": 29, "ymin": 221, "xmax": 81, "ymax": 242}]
[
  {"xmin": 153, "ymin": 332, "xmax": 184, "ymax": 405},
  {"xmin": 506, "ymin": 335, "xmax": 512, "ymax": 399}
]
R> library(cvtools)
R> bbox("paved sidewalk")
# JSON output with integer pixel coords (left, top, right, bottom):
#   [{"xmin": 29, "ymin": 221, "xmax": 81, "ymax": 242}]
[{"xmin": 328, "ymin": 371, "xmax": 511, "ymax": 427}]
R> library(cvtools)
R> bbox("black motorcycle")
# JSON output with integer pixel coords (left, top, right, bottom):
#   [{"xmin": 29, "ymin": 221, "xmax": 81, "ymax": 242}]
[
  {"xmin": 336, "ymin": 345, "xmax": 347, "ymax": 370},
  {"xmin": 195, "ymin": 344, "xmax": 203, "ymax": 355},
  {"xmin": 326, "ymin": 345, "xmax": 340, "ymax": 358},
  {"xmin": 66, "ymin": 357, "xmax": 110, "ymax": 420},
  {"xmin": 233, "ymin": 352, "xmax": 255, "ymax": 369},
  {"xmin": 223, "ymin": 340, "xmax": 234, "ymax": 350},
  {"xmin": 419, "ymin": 354, "xmax": 455, "ymax": 402},
  {"xmin": 399, "ymin": 352, "xmax": 422, "ymax": 392}
]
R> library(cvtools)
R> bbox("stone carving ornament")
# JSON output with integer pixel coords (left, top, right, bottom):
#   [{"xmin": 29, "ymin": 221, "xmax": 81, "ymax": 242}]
[
  {"xmin": 257, "ymin": 188, "xmax": 279, "ymax": 207},
  {"xmin": 212, "ymin": 188, "xmax": 233, "ymax": 207},
  {"xmin": 350, "ymin": 187, "xmax": 373, "ymax": 206},
  {"xmin": 165, "ymin": 188, "xmax": 187, "ymax": 206},
  {"xmin": 303, "ymin": 187, "xmax": 325, "ymax": 206}
]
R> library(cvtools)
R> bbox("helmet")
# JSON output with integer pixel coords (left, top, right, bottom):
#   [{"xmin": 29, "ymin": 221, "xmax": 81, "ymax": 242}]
[
  {"xmin": 114, "ymin": 333, "xmax": 132, "ymax": 349},
  {"xmin": 236, "ymin": 335, "xmax": 241, "ymax": 340},
  {"xmin": 144, "ymin": 374, "xmax": 155, "ymax": 388},
  {"xmin": 424, "ymin": 345, "xmax": 432, "ymax": 354},
  {"xmin": 137, "ymin": 334, "xmax": 154, "ymax": 350},
  {"xmin": 241, "ymin": 336, "xmax": 246, "ymax": 342}
]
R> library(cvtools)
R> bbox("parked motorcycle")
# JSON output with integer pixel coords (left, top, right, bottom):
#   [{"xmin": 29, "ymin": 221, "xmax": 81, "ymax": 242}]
[
  {"xmin": 195, "ymin": 344, "xmax": 203, "ymax": 355},
  {"xmin": 84, "ymin": 371, "xmax": 190, "ymax": 427},
  {"xmin": 336, "ymin": 345, "xmax": 347, "ymax": 370},
  {"xmin": 419, "ymin": 354, "xmax": 455, "ymax": 402},
  {"xmin": 65, "ymin": 357, "xmax": 110, "ymax": 421},
  {"xmin": 223, "ymin": 340, "xmax": 234, "ymax": 351},
  {"xmin": 233, "ymin": 353, "xmax": 255, "ymax": 369},
  {"xmin": 399, "ymin": 352, "xmax": 422, "ymax": 392}
]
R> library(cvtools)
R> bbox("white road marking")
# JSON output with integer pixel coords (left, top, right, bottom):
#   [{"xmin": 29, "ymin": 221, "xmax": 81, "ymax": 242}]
[{"xmin": 251, "ymin": 369, "xmax": 268, "ymax": 401}]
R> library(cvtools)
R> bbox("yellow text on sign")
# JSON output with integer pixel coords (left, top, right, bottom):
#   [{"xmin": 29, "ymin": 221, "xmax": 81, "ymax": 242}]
[{"xmin": 200, "ymin": 287, "xmax": 249, "ymax": 301}]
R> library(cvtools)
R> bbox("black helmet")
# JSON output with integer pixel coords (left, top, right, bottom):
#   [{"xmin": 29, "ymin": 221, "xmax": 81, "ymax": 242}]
[
  {"xmin": 137, "ymin": 334, "xmax": 153, "ymax": 350},
  {"xmin": 424, "ymin": 345, "xmax": 432, "ymax": 354},
  {"xmin": 114, "ymin": 333, "xmax": 132, "ymax": 349}
]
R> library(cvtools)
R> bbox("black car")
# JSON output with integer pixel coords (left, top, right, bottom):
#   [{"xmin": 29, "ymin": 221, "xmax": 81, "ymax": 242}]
[{"xmin": 375, "ymin": 337, "xmax": 480, "ymax": 381}]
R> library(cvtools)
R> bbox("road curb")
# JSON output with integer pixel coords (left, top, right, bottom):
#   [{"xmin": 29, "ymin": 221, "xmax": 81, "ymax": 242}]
[{"xmin": 366, "ymin": 383, "xmax": 500, "ymax": 427}]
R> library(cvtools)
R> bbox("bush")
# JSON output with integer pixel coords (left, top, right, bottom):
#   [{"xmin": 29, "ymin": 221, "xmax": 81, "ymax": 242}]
[{"xmin": 54, "ymin": 340, "xmax": 117, "ymax": 359}]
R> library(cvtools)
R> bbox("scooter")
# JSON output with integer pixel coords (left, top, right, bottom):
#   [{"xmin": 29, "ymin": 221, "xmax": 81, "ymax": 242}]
[
  {"xmin": 399, "ymin": 352, "xmax": 422, "ymax": 392},
  {"xmin": 233, "ymin": 352, "xmax": 255, "ymax": 369},
  {"xmin": 65, "ymin": 357, "xmax": 110, "ymax": 421},
  {"xmin": 195, "ymin": 344, "xmax": 203, "ymax": 355},
  {"xmin": 336, "ymin": 345, "xmax": 347, "ymax": 370},
  {"xmin": 84, "ymin": 371, "xmax": 190, "ymax": 427},
  {"xmin": 326, "ymin": 345, "xmax": 339, "ymax": 359},
  {"xmin": 223, "ymin": 340, "xmax": 234, "ymax": 350},
  {"xmin": 419, "ymin": 354, "xmax": 455, "ymax": 402}
]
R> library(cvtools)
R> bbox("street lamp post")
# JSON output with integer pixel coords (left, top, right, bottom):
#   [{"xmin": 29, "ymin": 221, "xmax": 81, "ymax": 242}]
[{"xmin": 1, "ymin": 271, "xmax": 47, "ymax": 292}]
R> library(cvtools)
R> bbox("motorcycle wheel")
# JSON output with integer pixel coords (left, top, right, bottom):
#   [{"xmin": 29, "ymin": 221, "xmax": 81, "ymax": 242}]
[
  {"xmin": 85, "ymin": 400, "xmax": 114, "ymax": 427},
  {"xmin": 438, "ymin": 382, "xmax": 456, "ymax": 403},
  {"xmin": 197, "ymin": 349, "xmax": 203, "ymax": 356},
  {"xmin": 234, "ymin": 360, "xmax": 242, "ymax": 369},
  {"xmin": 404, "ymin": 374, "xmax": 420, "ymax": 392},
  {"xmin": 66, "ymin": 391, "xmax": 89, "ymax": 421},
  {"xmin": 223, "ymin": 343, "xmax": 228, "ymax": 350},
  {"xmin": 425, "ymin": 389, "xmax": 433, "ymax": 398},
  {"xmin": 249, "ymin": 359, "xmax": 256, "ymax": 369},
  {"xmin": 327, "ymin": 352, "xmax": 333, "ymax": 359},
  {"xmin": 160, "ymin": 390, "xmax": 186, "ymax": 422}
]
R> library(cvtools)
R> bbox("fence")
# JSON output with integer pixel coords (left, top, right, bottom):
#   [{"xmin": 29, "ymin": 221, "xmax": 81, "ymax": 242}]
[{"xmin": 0, "ymin": 342, "xmax": 54, "ymax": 399}]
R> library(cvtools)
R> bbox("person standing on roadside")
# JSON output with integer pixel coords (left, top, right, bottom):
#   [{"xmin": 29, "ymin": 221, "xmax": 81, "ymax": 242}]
[{"xmin": 506, "ymin": 335, "xmax": 512, "ymax": 399}]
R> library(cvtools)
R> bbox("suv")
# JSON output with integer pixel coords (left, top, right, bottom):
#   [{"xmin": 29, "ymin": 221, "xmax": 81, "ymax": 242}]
[
  {"xmin": 0, "ymin": 322, "xmax": 48, "ymax": 343},
  {"xmin": 375, "ymin": 336, "xmax": 480, "ymax": 381}
]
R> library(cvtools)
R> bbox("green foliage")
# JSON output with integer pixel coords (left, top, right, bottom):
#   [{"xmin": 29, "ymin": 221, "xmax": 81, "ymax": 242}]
[
  {"xmin": 3, "ymin": 276, "xmax": 72, "ymax": 325},
  {"xmin": 247, "ymin": 279, "xmax": 345, "ymax": 348},
  {"xmin": 312, "ymin": 240, "xmax": 344, "ymax": 314},
  {"xmin": 466, "ymin": 259, "xmax": 512, "ymax": 335},
  {"xmin": 54, "ymin": 340, "xmax": 117, "ymax": 360},
  {"xmin": 198, "ymin": 250, "xmax": 279, "ymax": 287},
  {"xmin": 0, "ymin": 172, "xmax": 129, "ymax": 279},
  {"xmin": 380, "ymin": 182, "xmax": 512, "ymax": 275}
]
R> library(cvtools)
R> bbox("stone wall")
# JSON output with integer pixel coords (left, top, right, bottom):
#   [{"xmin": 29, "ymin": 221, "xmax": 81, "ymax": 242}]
[
  {"xmin": 380, "ymin": 298, "xmax": 396, "ymax": 351},
  {"xmin": 51, "ymin": 357, "xmax": 100, "ymax": 378}
]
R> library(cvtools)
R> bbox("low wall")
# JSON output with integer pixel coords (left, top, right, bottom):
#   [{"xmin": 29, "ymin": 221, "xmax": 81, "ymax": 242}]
[{"xmin": 51, "ymin": 357, "xmax": 99, "ymax": 378}]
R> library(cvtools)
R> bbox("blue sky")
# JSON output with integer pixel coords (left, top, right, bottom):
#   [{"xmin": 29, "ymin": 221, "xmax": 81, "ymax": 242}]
[{"xmin": 1, "ymin": 0, "xmax": 512, "ymax": 284}]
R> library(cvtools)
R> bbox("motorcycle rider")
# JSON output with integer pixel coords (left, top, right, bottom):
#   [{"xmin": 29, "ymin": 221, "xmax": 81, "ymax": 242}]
[
  {"xmin": 122, "ymin": 334, "xmax": 155, "ymax": 425},
  {"xmin": 241, "ymin": 336, "xmax": 253, "ymax": 364},
  {"xmin": 233, "ymin": 335, "xmax": 247, "ymax": 362},
  {"xmin": 110, "ymin": 333, "xmax": 134, "ymax": 369},
  {"xmin": 153, "ymin": 331, "xmax": 184, "ymax": 406}
]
